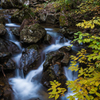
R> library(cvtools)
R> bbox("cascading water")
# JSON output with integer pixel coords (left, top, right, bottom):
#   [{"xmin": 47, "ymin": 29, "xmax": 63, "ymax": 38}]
[
  {"xmin": 3, "ymin": 13, "xmax": 80, "ymax": 100},
  {"xmin": 5, "ymin": 15, "xmax": 23, "ymax": 79}
]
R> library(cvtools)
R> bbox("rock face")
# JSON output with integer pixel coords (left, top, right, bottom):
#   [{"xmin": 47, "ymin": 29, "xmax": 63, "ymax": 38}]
[
  {"xmin": 11, "ymin": 7, "xmax": 34, "ymax": 23},
  {"xmin": 46, "ymin": 14, "xmax": 56, "ymax": 24},
  {"xmin": 1, "ymin": 0, "xmax": 27, "ymax": 9},
  {"xmin": 0, "ymin": 38, "xmax": 21, "ymax": 54},
  {"xmin": 43, "ymin": 34, "xmax": 51, "ymax": 44},
  {"xmin": 60, "ymin": 27, "xmax": 78, "ymax": 40},
  {"xmin": 0, "ymin": 16, "xmax": 5, "ymax": 25},
  {"xmin": 3, "ymin": 59, "xmax": 16, "ymax": 70},
  {"xmin": 0, "ymin": 24, "xmax": 7, "ymax": 35},
  {"xmin": 39, "ymin": 13, "xmax": 59, "ymax": 24},
  {"xmin": 0, "ymin": 52, "xmax": 11, "ymax": 64},
  {"xmin": 20, "ymin": 23, "xmax": 46, "ymax": 43},
  {"xmin": 12, "ymin": 28, "xmax": 20, "ymax": 36},
  {"xmin": 0, "ymin": 38, "xmax": 21, "ymax": 68},
  {"xmin": 41, "ymin": 46, "xmax": 72, "ymax": 88},
  {"xmin": 20, "ymin": 44, "xmax": 38, "ymax": 72}
]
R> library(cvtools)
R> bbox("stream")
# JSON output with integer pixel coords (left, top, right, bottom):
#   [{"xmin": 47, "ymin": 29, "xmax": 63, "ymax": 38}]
[{"xmin": 4, "ymin": 15, "xmax": 79, "ymax": 100}]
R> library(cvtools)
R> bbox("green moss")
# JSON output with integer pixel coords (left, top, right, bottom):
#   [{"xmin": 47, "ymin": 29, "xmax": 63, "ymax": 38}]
[
  {"xmin": 59, "ymin": 15, "xmax": 66, "ymax": 26},
  {"xmin": 27, "ymin": 44, "xmax": 39, "ymax": 50},
  {"xmin": 12, "ymin": 7, "xmax": 35, "ymax": 23}
]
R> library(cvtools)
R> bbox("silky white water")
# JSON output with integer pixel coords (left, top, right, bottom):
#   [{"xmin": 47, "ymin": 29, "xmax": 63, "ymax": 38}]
[{"xmin": 7, "ymin": 27, "xmax": 78, "ymax": 100}]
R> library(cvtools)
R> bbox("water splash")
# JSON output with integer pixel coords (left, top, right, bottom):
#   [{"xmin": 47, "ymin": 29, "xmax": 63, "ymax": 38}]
[
  {"xmin": 8, "ymin": 27, "xmax": 78, "ymax": 100},
  {"xmin": 9, "ymin": 61, "xmax": 51, "ymax": 100},
  {"xmin": 5, "ymin": 23, "xmax": 20, "ymax": 27},
  {"xmin": 26, "ymin": 61, "xmax": 44, "ymax": 82},
  {"xmin": 44, "ymin": 41, "xmax": 71, "ymax": 53},
  {"xmin": 63, "ymin": 62, "xmax": 79, "ymax": 100}
]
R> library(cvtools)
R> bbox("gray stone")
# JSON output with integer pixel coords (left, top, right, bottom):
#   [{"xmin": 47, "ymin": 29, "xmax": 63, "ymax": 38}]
[
  {"xmin": 20, "ymin": 23, "xmax": 46, "ymax": 43},
  {"xmin": 0, "ymin": 24, "xmax": 7, "ymax": 35}
]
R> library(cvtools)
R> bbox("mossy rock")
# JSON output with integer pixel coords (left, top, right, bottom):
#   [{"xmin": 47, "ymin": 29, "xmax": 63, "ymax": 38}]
[
  {"xmin": 11, "ymin": 7, "xmax": 35, "ymax": 23},
  {"xmin": 59, "ymin": 15, "xmax": 68, "ymax": 27},
  {"xmin": 27, "ymin": 44, "xmax": 39, "ymax": 51},
  {"xmin": 20, "ymin": 23, "xmax": 46, "ymax": 43}
]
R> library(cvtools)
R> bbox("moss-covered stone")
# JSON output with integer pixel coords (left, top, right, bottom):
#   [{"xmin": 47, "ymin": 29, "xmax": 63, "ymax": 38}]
[
  {"xmin": 59, "ymin": 15, "xmax": 67, "ymax": 26},
  {"xmin": 27, "ymin": 44, "xmax": 39, "ymax": 51},
  {"xmin": 11, "ymin": 7, "xmax": 35, "ymax": 23},
  {"xmin": 0, "ymin": 24, "xmax": 7, "ymax": 35},
  {"xmin": 20, "ymin": 23, "xmax": 46, "ymax": 43}
]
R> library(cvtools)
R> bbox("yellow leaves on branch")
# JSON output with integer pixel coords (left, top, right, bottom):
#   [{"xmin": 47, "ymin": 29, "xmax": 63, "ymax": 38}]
[
  {"xmin": 75, "ymin": 0, "xmax": 100, "ymax": 14},
  {"xmin": 76, "ymin": 17, "xmax": 100, "ymax": 29},
  {"xmin": 67, "ymin": 68, "xmax": 100, "ymax": 100},
  {"xmin": 48, "ymin": 80, "xmax": 66, "ymax": 100}
]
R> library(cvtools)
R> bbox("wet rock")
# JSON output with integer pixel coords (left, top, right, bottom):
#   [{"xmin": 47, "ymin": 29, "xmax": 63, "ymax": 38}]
[
  {"xmin": 42, "ymin": 63, "xmax": 67, "ymax": 88},
  {"xmin": 46, "ymin": 14, "xmax": 56, "ymax": 24},
  {"xmin": 58, "ymin": 74, "xmax": 67, "ymax": 88},
  {"xmin": 11, "ymin": 28, "xmax": 20, "ymax": 36},
  {"xmin": 59, "ymin": 46, "xmax": 72, "ymax": 52},
  {"xmin": 41, "ymin": 68, "xmax": 57, "ymax": 88},
  {"xmin": 52, "ymin": 64, "xmax": 61, "ymax": 76},
  {"xmin": 0, "ymin": 38, "xmax": 8, "ymax": 52},
  {"xmin": 0, "ymin": 24, "xmax": 7, "ymax": 35},
  {"xmin": 4, "ymin": 59, "xmax": 16, "ymax": 70},
  {"xmin": 39, "ymin": 13, "xmax": 47, "ymax": 22},
  {"xmin": 5, "ymin": 41, "xmax": 21, "ymax": 54},
  {"xmin": 20, "ymin": 23, "xmax": 46, "ymax": 43},
  {"xmin": 61, "ymin": 53, "xmax": 70, "ymax": 66},
  {"xmin": 0, "ymin": 15, "xmax": 6, "ymax": 25},
  {"xmin": 0, "ymin": 38, "xmax": 21, "ymax": 54},
  {"xmin": 43, "ymin": 34, "xmax": 51, "ymax": 44},
  {"xmin": 11, "ymin": 7, "xmax": 34, "ymax": 23},
  {"xmin": 20, "ymin": 45, "xmax": 38, "ymax": 71},
  {"xmin": 59, "ymin": 46, "xmax": 71, "ymax": 66},
  {"xmin": 60, "ymin": 27, "xmax": 78, "ymax": 40},
  {"xmin": 0, "ymin": 52, "xmax": 11, "ymax": 64},
  {"xmin": 19, "ymin": 18, "xmax": 35, "ymax": 32},
  {"xmin": 43, "ymin": 51, "xmax": 64, "ymax": 72},
  {"xmin": 42, "ymin": 51, "xmax": 67, "ymax": 88}
]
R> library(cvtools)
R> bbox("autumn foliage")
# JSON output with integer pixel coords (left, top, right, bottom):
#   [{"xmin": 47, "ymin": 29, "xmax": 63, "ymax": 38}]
[{"xmin": 48, "ymin": 0, "xmax": 100, "ymax": 100}]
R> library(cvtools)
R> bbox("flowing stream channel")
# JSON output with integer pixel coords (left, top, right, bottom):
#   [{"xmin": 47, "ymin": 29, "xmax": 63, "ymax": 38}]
[{"xmin": 4, "ymin": 15, "xmax": 79, "ymax": 100}]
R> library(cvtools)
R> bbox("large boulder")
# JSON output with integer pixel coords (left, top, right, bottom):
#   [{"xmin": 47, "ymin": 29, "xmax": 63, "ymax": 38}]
[
  {"xmin": 41, "ymin": 68, "xmax": 57, "ymax": 88},
  {"xmin": 20, "ymin": 44, "xmax": 38, "ymax": 72},
  {"xmin": 11, "ymin": 7, "xmax": 34, "ymax": 23},
  {"xmin": 43, "ymin": 51, "xmax": 64, "ymax": 72},
  {"xmin": 41, "ymin": 46, "xmax": 72, "ymax": 88},
  {"xmin": 46, "ymin": 14, "xmax": 56, "ymax": 24},
  {"xmin": 59, "ymin": 27, "xmax": 79, "ymax": 40},
  {"xmin": 0, "ymin": 38, "xmax": 21, "ymax": 54},
  {"xmin": 0, "ymin": 24, "xmax": 7, "ymax": 35},
  {"xmin": 39, "ymin": 13, "xmax": 60, "ymax": 24},
  {"xmin": 20, "ymin": 23, "xmax": 46, "ymax": 43},
  {"xmin": 0, "ymin": 38, "xmax": 21, "ymax": 71}
]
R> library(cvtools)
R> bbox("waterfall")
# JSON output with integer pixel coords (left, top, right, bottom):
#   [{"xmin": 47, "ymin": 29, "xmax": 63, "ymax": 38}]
[
  {"xmin": 5, "ymin": 15, "xmax": 22, "ymax": 79},
  {"xmin": 26, "ymin": 61, "xmax": 44, "ymax": 82},
  {"xmin": 8, "ymin": 27, "xmax": 78, "ymax": 100}
]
